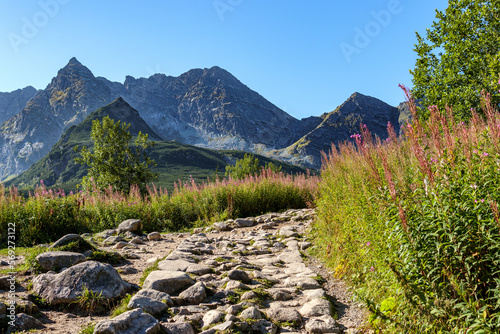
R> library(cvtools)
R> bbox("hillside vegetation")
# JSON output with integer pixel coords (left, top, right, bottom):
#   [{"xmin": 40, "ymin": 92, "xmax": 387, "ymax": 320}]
[
  {"xmin": 313, "ymin": 87, "xmax": 500, "ymax": 332},
  {"xmin": 0, "ymin": 169, "xmax": 318, "ymax": 247}
]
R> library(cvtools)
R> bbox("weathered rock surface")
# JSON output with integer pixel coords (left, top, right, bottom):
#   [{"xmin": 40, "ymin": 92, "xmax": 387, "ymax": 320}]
[
  {"xmin": 142, "ymin": 271, "xmax": 194, "ymax": 294},
  {"xmin": 128, "ymin": 288, "xmax": 173, "ymax": 316},
  {"xmin": 117, "ymin": 219, "xmax": 143, "ymax": 234},
  {"xmin": 6, "ymin": 313, "xmax": 43, "ymax": 334},
  {"xmin": 32, "ymin": 261, "xmax": 132, "ymax": 304},
  {"xmin": 93, "ymin": 308, "xmax": 160, "ymax": 334},
  {"xmin": 35, "ymin": 251, "xmax": 86, "ymax": 271}
]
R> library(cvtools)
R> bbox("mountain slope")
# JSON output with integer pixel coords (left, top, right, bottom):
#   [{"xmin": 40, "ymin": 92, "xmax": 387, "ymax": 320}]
[
  {"xmin": 7, "ymin": 98, "xmax": 306, "ymax": 190},
  {"xmin": 0, "ymin": 58, "xmax": 121, "ymax": 179},
  {"xmin": 0, "ymin": 86, "xmax": 37, "ymax": 125},
  {"xmin": 274, "ymin": 92, "xmax": 401, "ymax": 169}
]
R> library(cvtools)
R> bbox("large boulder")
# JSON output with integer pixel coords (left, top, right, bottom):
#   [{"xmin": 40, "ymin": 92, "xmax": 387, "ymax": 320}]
[
  {"xmin": 117, "ymin": 219, "xmax": 142, "ymax": 234},
  {"xmin": 49, "ymin": 234, "xmax": 85, "ymax": 249},
  {"xmin": 32, "ymin": 261, "xmax": 132, "ymax": 305},
  {"xmin": 127, "ymin": 289, "xmax": 173, "ymax": 316},
  {"xmin": 142, "ymin": 271, "xmax": 194, "ymax": 295},
  {"xmin": 178, "ymin": 282, "xmax": 207, "ymax": 304},
  {"xmin": 36, "ymin": 251, "xmax": 86, "ymax": 271},
  {"xmin": 93, "ymin": 308, "xmax": 160, "ymax": 334}
]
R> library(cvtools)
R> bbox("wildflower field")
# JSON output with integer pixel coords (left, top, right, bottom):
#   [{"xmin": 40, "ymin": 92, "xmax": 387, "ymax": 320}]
[
  {"xmin": 0, "ymin": 169, "xmax": 319, "ymax": 247},
  {"xmin": 313, "ymin": 86, "xmax": 500, "ymax": 333}
]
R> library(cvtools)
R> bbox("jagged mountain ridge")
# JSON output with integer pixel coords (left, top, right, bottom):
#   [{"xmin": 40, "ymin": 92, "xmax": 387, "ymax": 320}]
[
  {"xmin": 6, "ymin": 98, "xmax": 306, "ymax": 189},
  {"xmin": 0, "ymin": 86, "xmax": 37, "ymax": 125},
  {"xmin": 0, "ymin": 58, "xmax": 404, "ymax": 180},
  {"xmin": 274, "ymin": 92, "xmax": 401, "ymax": 168}
]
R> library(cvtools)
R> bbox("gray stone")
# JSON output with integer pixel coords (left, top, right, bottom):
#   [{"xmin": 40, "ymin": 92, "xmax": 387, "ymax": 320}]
[
  {"xmin": 161, "ymin": 322, "xmax": 195, "ymax": 334},
  {"xmin": 166, "ymin": 250, "xmax": 199, "ymax": 263},
  {"xmin": 36, "ymin": 251, "xmax": 86, "ymax": 271},
  {"xmin": 202, "ymin": 310, "xmax": 224, "ymax": 327},
  {"xmin": 251, "ymin": 320, "xmax": 277, "ymax": 334},
  {"xmin": 6, "ymin": 313, "xmax": 43, "ymax": 333},
  {"xmin": 212, "ymin": 320, "xmax": 234, "ymax": 331},
  {"xmin": 179, "ymin": 282, "xmax": 207, "ymax": 304},
  {"xmin": 268, "ymin": 288, "xmax": 294, "ymax": 301},
  {"xmin": 284, "ymin": 277, "xmax": 321, "ymax": 290},
  {"xmin": 143, "ymin": 271, "xmax": 194, "ymax": 294},
  {"xmin": 305, "ymin": 315, "xmax": 341, "ymax": 333},
  {"xmin": 48, "ymin": 234, "xmax": 85, "ymax": 249},
  {"xmin": 266, "ymin": 307, "xmax": 302, "ymax": 324},
  {"xmin": 213, "ymin": 222, "xmax": 232, "ymax": 231},
  {"xmin": 277, "ymin": 250, "xmax": 303, "ymax": 264},
  {"xmin": 112, "ymin": 241, "xmax": 129, "ymax": 249},
  {"xmin": 130, "ymin": 237, "xmax": 145, "ymax": 245},
  {"xmin": 300, "ymin": 242, "xmax": 313, "ymax": 250},
  {"xmin": 235, "ymin": 218, "xmax": 254, "ymax": 227},
  {"xmin": 240, "ymin": 290, "xmax": 257, "ymax": 300},
  {"xmin": 103, "ymin": 236, "xmax": 125, "ymax": 246},
  {"xmin": 299, "ymin": 298, "xmax": 333, "ymax": 317},
  {"xmin": 186, "ymin": 263, "xmax": 212, "ymax": 276},
  {"xmin": 225, "ymin": 280, "xmax": 250, "ymax": 291},
  {"xmin": 239, "ymin": 306, "xmax": 262, "ymax": 320},
  {"xmin": 158, "ymin": 259, "xmax": 192, "ymax": 271},
  {"xmin": 117, "ymin": 219, "xmax": 143, "ymax": 234},
  {"xmin": 128, "ymin": 289, "xmax": 173, "ymax": 315},
  {"xmin": 94, "ymin": 308, "xmax": 160, "ymax": 334},
  {"xmin": 148, "ymin": 232, "xmax": 161, "ymax": 241},
  {"xmin": 225, "ymin": 304, "xmax": 243, "ymax": 315},
  {"xmin": 303, "ymin": 289, "xmax": 328, "ymax": 300},
  {"xmin": 227, "ymin": 269, "xmax": 251, "ymax": 283},
  {"xmin": 32, "ymin": 261, "xmax": 132, "ymax": 305}
]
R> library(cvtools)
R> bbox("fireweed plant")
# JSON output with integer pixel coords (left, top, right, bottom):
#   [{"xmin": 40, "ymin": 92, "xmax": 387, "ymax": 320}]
[
  {"xmin": 313, "ymin": 84, "xmax": 500, "ymax": 333},
  {"xmin": 0, "ymin": 169, "xmax": 319, "ymax": 247}
]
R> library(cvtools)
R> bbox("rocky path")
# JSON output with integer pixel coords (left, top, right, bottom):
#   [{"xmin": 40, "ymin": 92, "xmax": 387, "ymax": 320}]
[{"xmin": 0, "ymin": 209, "xmax": 367, "ymax": 334}]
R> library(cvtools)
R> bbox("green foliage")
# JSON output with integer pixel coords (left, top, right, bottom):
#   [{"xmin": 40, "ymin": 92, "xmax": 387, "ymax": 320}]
[
  {"xmin": 225, "ymin": 153, "xmax": 282, "ymax": 180},
  {"xmin": 86, "ymin": 250, "xmax": 124, "ymax": 265},
  {"xmin": 78, "ymin": 323, "xmax": 95, "ymax": 334},
  {"xmin": 411, "ymin": 0, "xmax": 500, "ymax": 119},
  {"xmin": 74, "ymin": 116, "xmax": 157, "ymax": 194},
  {"xmin": 111, "ymin": 293, "xmax": 132, "ymax": 318},
  {"xmin": 76, "ymin": 285, "xmax": 110, "ymax": 315},
  {"xmin": 314, "ymin": 89, "xmax": 500, "ymax": 332}
]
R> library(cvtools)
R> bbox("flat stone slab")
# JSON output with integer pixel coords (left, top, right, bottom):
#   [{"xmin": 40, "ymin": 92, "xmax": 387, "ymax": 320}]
[{"xmin": 94, "ymin": 308, "xmax": 160, "ymax": 334}]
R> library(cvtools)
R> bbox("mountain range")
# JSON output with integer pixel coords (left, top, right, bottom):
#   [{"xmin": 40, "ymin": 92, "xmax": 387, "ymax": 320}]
[{"xmin": 0, "ymin": 58, "xmax": 406, "ymax": 184}]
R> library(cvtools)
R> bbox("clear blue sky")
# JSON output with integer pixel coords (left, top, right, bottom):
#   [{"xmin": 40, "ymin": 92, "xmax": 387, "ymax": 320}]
[{"xmin": 0, "ymin": 0, "xmax": 448, "ymax": 119}]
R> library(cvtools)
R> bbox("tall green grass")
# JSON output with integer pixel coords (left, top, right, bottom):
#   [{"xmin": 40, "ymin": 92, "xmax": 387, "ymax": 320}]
[
  {"xmin": 313, "ymin": 86, "xmax": 500, "ymax": 333},
  {"xmin": 0, "ymin": 169, "xmax": 318, "ymax": 247}
]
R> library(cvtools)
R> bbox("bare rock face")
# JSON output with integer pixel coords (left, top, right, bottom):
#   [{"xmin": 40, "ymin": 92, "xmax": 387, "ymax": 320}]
[
  {"xmin": 0, "ymin": 86, "xmax": 37, "ymax": 125},
  {"xmin": 93, "ymin": 308, "xmax": 161, "ymax": 334},
  {"xmin": 32, "ymin": 261, "xmax": 132, "ymax": 305}
]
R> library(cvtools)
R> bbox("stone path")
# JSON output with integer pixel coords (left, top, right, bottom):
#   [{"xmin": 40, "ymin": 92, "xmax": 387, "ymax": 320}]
[{"xmin": 0, "ymin": 208, "xmax": 366, "ymax": 334}]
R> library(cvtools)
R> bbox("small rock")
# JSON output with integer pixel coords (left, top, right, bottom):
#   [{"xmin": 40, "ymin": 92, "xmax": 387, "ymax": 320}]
[
  {"xmin": 300, "ymin": 242, "xmax": 313, "ymax": 250},
  {"xmin": 117, "ymin": 219, "xmax": 143, "ymax": 234},
  {"xmin": 240, "ymin": 306, "xmax": 262, "ymax": 320},
  {"xmin": 240, "ymin": 291, "xmax": 257, "ymax": 300},
  {"xmin": 266, "ymin": 307, "xmax": 302, "ymax": 324},
  {"xmin": 303, "ymin": 289, "xmax": 327, "ymax": 300},
  {"xmin": 179, "ymin": 282, "xmax": 207, "ymax": 304},
  {"xmin": 0, "ymin": 276, "xmax": 14, "ymax": 290},
  {"xmin": 225, "ymin": 280, "xmax": 250, "ymax": 291},
  {"xmin": 251, "ymin": 319, "xmax": 277, "ymax": 334},
  {"xmin": 213, "ymin": 222, "xmax": 232, "ymax": 231},
  {"xmin": 299, "ymin": 298, "xmax": 333, "ymax": 317},
  {"xmin": 143, "ymin": 271, "xmax": 194, "ymax": 294},
  {"xmin": 94, "ymin": 308, "xmax": 160, "ymax": 334},
  {"xmin": 103, "ymin": 236, "xmax": 125, "ymax": 246},
  {"xmin": 235, "ymin": 218, "xmax": 254, "ymax": 227},
  {"xmin": 161, "ymin": 322, "xmax": 195, "ymax": 334},
  {"xmin": 227, "ymin": 269, "xmax": 251, "ymax": 283},
  {"xmin": 130, "ymin": 237, "xmax": 145, "ymax": 245},
  {"xmin": 128, "ymin": 289, "xmax": 173, "ymax": 315},
  {"xmin": 147, "ymin": 232, "xmax": 161, "ymax": 241},
  {"xmin": 202, "ymin": 310, "xmax": 224, "ymax": 327},
  {"xmin": 48, "ymin": 234, "xmax": 85, "ymax": 249},
  {"xmin": 213, "ymin": 320, "xmax": 234, "ymax": 331},
  {"xmin": 112, "ymin": 241, "xmax": 129, "ymax": 249},
  {"xmin": 305, "ymin": 315, "xmax": 341, "ymax": 333}
]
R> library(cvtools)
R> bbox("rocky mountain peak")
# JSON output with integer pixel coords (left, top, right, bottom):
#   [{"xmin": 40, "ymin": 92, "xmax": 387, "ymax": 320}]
[{"xmin": 48, "ymin": 57, "xmax": 95, "ymax": 91}]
